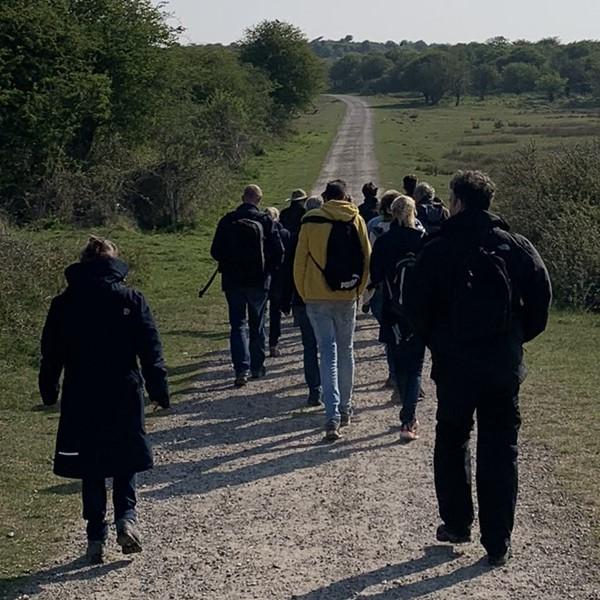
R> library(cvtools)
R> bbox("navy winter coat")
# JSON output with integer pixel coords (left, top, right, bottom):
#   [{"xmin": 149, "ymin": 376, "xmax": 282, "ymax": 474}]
[{"xmin": 39, "ymin": 258, "xmax": 169, "ymax": 479}]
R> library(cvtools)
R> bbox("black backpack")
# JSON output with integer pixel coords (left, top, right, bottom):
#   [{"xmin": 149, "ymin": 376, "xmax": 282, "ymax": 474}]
[
  {"xmin": 303, "ymin": 215, "xmax": 364, "ymax": 291},
  {"xmin": 451, "ymin": 233, "xmax": 513, "ymax": 342},
  {"xmin": 384, "ymin": 252, "xmax": 418, "ymax": 342},
  {"xmin": 418, "ymin": 203, "xmax": 447, "ymax": 235},
  {"xmin": 226, "ymin": 217, "xmax": 266, "ymax": 284}
]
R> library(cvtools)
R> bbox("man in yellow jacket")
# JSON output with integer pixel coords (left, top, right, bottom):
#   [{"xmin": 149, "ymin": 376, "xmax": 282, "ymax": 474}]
[{"xmin": 293, "ymin": 179, "xmax": 371, "ymax": 440}]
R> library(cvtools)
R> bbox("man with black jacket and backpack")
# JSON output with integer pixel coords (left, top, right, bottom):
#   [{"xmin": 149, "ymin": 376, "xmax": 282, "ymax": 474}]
[
  {"xmin": 410, "ymin": 170, "xmax": 551, "ymax": 566},
  {"xmin": 211, "ymin": 185, "xmax": 284, "ymax": 387}
]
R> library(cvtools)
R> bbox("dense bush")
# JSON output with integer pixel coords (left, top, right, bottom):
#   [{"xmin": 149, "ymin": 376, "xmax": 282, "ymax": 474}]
[{"xmin": 498, "ymin": 142, "xmax": 600, "ymax": 309}]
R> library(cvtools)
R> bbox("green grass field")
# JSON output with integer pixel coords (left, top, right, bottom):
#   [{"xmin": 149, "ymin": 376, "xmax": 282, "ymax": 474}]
[{"xmin": 0, "ymin": 95, "xmax": 345, "ymax": 589}]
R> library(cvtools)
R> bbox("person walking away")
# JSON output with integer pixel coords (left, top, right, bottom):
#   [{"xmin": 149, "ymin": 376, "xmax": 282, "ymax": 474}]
[
  {"xmin": 305, "ymin": 195, "xmax": 323, "ymax": 211},
  {"xmin": 358, "ymin": 182, "xmax": 379, "ymax": 224},
  {"xmin": 410, "ymin": 170, "xmax": 551, "ymax": 566},
  {"xmin": 280, "ymin": 189, "xmax": 308, "ymax": 239},
  {"xmin": 211, "ymin": 185, "xmax": 284, "ymax": 387},
  {"xmin": 414, "ymin": 182, "xmax": 449, "ymax": 235},
  {"xmin": 294, "ymin": 179, "xmax": 371, "ymax": 440},
  {"xmin": 264, "ymin": 207, "xmax": 291, "ymax": 357},
  {"xmin": 39, "ymin": 236, "xmax": 170, "ymax": 564},
  {"xmin": 403, "ymin": 174, "xmax": 418, "ymax": 199},
  {"xmin": 370, "ymin": 196, "xmax": 426, "ymax": 440}
]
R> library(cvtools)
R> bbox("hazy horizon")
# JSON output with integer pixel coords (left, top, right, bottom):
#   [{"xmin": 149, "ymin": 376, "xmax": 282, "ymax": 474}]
[{"xmin": 153, "ymin": 0, "xmax": 600, "ymax": 46}]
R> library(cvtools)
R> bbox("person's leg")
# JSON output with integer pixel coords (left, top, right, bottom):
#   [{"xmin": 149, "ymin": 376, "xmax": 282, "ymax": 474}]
[
  {"xmin": 268, "ymin": 293, "xmax": 282, "ymax": 351},
  {"xmin": 113, "ymin": 473, "xmax": 137, "ymax": 524},
  {"xmin": 225, "ymin": 289, "xmax": 250, "ymax": 376},
  {"xmin": 371, "ymin": 288, "xmax": 394, "ymax": 382},
  {"xmin": 399, "ymin": 339, "xmax": 426, "ymax": 426},
  {"xmin": 306, "ymin": 303, "xmax": 340, "ymax": 425},
  {"xmin": 246, "ymin": 287, "xmax": 268, "ymax": 375},
  {"xmin": 334, "ymin": 301, "xmax": 357, "ymax": 418},
  {"xmin": 434, "ymin": 380, "xmax": 476, "ymax": 537},
  {"xmin": 476, "ymin": 381, "xmax": 521, "ymax": 558},
  {"xmin": 82, "ymin": 477, "xmax": 109, "ymax": 542},
  {"xmin": 293, "ymin": 305, "xmax": 321, "ymax": 401}
]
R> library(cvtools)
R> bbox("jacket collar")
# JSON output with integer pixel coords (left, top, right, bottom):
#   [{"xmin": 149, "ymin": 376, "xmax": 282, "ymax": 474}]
[
  {"xmin": 441, "ymin": 209, "xmax": 510, "ymax": 235},
  {"xmin": 65, "ymin": 258, "xmax": 129, "ymax": 288}
]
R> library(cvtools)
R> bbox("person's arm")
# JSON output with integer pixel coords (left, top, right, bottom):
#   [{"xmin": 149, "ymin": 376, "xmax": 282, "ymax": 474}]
[
  {"xmin": 369, "ymin": 236, "xmax": 385, "ymax": 287},
  {"xmin": 133, "ymin": 292, "xmax": 170, "ymax": 408},
  {"xmin": 264, "ymin": 217, "xmax": 284, "ymax": 273},
  {"xmin": 210, "ymin": 217, "xmax": 227, "ymax": 265},
  {"xmin": 38, "ymin": 297, "xmax": 64, "ymax": 406},
  {"xmin": 293, "ymin": 225, "xmax": 310, "ymax": 301},
  {"xmin": 514, "ymin": 235, "xmax": 552, "ymax": 342},
  {"xmin": 357, "ymin": 216, "xmax": 372, "ymax": 296}
]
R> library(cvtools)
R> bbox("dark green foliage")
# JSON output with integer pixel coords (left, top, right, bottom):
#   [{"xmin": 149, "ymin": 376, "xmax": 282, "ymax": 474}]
[{"xmin": 502, "ymin": 62, "xmax": 540, "ymax": 94}]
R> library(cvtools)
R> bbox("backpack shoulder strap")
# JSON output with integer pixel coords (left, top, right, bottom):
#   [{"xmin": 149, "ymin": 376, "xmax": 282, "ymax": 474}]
[{"xmin": 302, "ymin": 215, "xmax": 333, "ymax": 225}]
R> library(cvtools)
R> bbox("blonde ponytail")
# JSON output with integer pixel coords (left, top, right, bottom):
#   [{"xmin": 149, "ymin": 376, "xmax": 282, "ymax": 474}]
[{"xmin": 391, "ymin": 195, "xmax": 417, "ymax": 229}]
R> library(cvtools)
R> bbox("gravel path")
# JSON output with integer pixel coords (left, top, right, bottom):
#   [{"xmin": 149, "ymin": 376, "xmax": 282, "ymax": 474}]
[{"xmin": 9, "ymin": 96, "xmax": 599, "ymax": 600}]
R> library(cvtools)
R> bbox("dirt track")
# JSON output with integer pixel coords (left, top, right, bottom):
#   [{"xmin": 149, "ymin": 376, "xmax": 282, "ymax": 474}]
[{"xmin": 10, "ymin": 97, "xmax": 599, "ymax": 600}]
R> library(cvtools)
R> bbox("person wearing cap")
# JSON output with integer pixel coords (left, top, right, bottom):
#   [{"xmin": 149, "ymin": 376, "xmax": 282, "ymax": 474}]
[
  {"xmin": 280, "ymin": 188, "xmax": 308, "ymax": 239},
  {"xmin": 211, "ymin": 185, "xmax": 284, "ymax": 387},
  {"xmin": 359, "ymin": 182, "xmax": 380, "ymax": 224},
  {"xmin": 293, "ymin": 179, "xmax": 371, "ymax": 441}
]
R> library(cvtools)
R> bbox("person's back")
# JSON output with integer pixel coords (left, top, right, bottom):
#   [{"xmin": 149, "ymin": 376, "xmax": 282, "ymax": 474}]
[
  {"xmin": 280, "ymin": 189, "xmax": 307, "ymax": 239},
  {"xmin": 359, "ymin": 181, "xmax": 379, "ymax": 224},
  {"xmin": 414, "ymin": 182, "xmax": 449, "ymax": 236},
  {"xmin": 411, "ymin": 170, "xmax": 551, "ymax": 567}
]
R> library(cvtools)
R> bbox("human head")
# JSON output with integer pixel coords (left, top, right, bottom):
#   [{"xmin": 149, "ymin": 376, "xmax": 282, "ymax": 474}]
[
  {"xmin": 305, "ymin": 195, "xmax": 324, "ymax": 211},
  {"xmin": 322, "ymin": 179, "xmax": 347, "ymax": 201},
  {"xmin": 414, "ymin": 182, "xmax": 435, "ymax": 205},
  {"xmin": 264, "ymin": 207, "xmax": 280, "ymax": 222},
  {"xmin": 80, "ymin": 236, "xmax": 119, "ymax": 262},
  {"xmin": 380, "ymin": 189, "xmax": 402, "ymax": 218},
  {"xmin": 403, "ymin": 174, "xmax": 418, "ymax": 197},
  {"xmin": 288, "ymin": 189, "xmax": 307, "ymax": 203},
  {"xmin": 242, "ymin": 184, "xmax": 263, "ymax": 206},
  {"xmin": 391, "ymin": 195, "xmax": 417, "ymax": 229},
  {"xmin": 449, "ymin": 170, "xmax": 495, "ymax": 215},
  {"xmin": 362, "ymin": 182, "xmax": 378, "ymax": 200}
]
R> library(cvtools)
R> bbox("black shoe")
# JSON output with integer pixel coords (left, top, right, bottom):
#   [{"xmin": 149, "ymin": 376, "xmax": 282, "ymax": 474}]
[
  {"xmin": 307, "ymin": 393, "xmax": 322, "ymax": 407},
  {"xmin": 86, "ymin": 539, "xmax": 106, "ymax": 564},
  {"xmin": 116, "ymin": 519, "xmax": 142, "ymax": 555},
  {"xmin": 251, "ymin": 367, "xmax": 266, "ymax": 379},
  {"xmin": 488, "ymin": 546, "xmax": 512, "ymax": 567},
  {"xmin": 436, "ymin": 524, "xmax": 472, "ymax": 544},
  {"xmin": 234, "ymin": 374, "xmax": 248, "ymax": 388},
  {"xmin": 340, "ymin": 413, "xmax": 352, "ymax": 427}
]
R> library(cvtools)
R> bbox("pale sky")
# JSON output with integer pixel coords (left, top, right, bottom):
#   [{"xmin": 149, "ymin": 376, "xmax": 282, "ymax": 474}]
[{"xmin": 154, "ymin": 0, "xmax": 600, "ymax": 45}]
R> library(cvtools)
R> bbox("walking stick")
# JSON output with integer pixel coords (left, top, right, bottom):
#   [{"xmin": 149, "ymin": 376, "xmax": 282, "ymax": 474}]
[{"xmin": 198, "ymin": 267, "xmax": 219, "ymax": 298}]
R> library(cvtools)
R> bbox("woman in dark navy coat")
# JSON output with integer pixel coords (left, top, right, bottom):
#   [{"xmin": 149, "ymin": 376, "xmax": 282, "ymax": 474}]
[{"xmin": 39, "ymin": 236, "xmax": 169, "ymax": 563}]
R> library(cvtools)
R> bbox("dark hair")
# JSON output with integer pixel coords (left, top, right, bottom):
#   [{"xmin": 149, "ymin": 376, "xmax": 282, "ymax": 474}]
[
  {"xmin": 450, "ymin": 170, "xmax": 495, "ymax": 210},
  {"xmin": 403, "ymin": 174, "xmax": 418, "ymax": 196},
  {"xmin": 80, "ymin": 236, "xmax": 118, "ymax": 262},
  {"xmin": 362, "ymin": 181, "xmax": 378, "ymax": 199},
  {"xmin": 323, "ymin": 179, "xmax": 347, "ymax": 201}
]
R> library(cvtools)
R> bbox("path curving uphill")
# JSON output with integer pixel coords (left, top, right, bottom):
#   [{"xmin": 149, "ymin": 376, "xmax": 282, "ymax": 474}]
[
  {"xmin": 10, "ymin": 98, "xmax": 599, "ymax": 600},
  {"xmin": 311, "ymin": 95, "xmax": 378, "ymax": 200}
]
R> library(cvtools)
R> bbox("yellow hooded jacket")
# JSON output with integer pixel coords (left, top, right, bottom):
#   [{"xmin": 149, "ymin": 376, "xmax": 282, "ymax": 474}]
[{"xmin": 293, "ymin": 200, "xmax": 371, "ymax": 302}]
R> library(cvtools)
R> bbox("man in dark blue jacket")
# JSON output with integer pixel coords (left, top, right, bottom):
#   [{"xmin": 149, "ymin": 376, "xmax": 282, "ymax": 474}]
[
  {"xmin": 211, "ymin": 185, "xmax": 284, "ymax": 387},
  {"xmin": 411, "ymin": 170, "xmax": 551, "ymax": 567}
]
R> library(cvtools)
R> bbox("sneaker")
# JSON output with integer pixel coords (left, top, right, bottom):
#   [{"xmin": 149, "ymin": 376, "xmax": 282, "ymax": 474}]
[
  {"xmin": 86, "ymin": 539, "xmax": 106, "ymax": 564},
  {"xmin": 488, "ymin": 546, "xmax": 512, "ymax": 567},
  {"xmin": 324, "ymin": 422, "xmax": 342, "ymax": 441},
  {"xmin": 340, "ymin": 413, "xmax": 351, "ymax": 427},
  {"xmin": 234, "ymin": 374, "xmax": 248, "ymax": 388},
  {"xmin": 269, "ymin": 346, "xmax": 281, "ymax": 358},
  {"xmin": 116, "ymin": 519, "xmax": 142, "ymax": 555},
  {"xmin": 400, "ymin": 420, "xmax": 419, "ymax": 441},
  {"xmin": 435, "ymin": 523, "xmax": 472, "ymax": 544},
  {"xmin": 307, "ymin": 392, "xmax": 322, "ymax": 407},
  {"xmin": 251, "ymin": 367, "xmax": 266, "ymax": 379}
]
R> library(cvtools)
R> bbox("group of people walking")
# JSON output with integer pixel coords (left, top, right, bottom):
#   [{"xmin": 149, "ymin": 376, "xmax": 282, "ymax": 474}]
[{"xmin": 39, "ymin": 168, "xmax": 551, "ymax": 568}]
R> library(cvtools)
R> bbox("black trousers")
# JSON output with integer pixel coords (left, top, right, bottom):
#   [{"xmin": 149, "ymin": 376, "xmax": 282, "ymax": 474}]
[{"xmin": 434, "ymin": 374, "xmax": 521, "ymax": 555}]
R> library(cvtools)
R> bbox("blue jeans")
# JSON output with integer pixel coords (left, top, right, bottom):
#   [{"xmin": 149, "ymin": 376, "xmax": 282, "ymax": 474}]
[
  {"xmin": 225, "ymin": 287, "xmax": 268, "ymax": 375},
  {"xmin": 370, "ymin": 287, "xmax": 396, "ymax": 381},
  {"xmin": 306, "ymin": 301, "xmax": 356, "ymax": 424},
  {"xmin": 390, "ymin": 331, "xmax": 425, "ymax": 425},
  {"xmin": 292, "ymin": 305, "xmax": 321, "ymax": 397},
  {"xmin": 82, "ymin": 474, "xmax": 137, "ymax": 541}
]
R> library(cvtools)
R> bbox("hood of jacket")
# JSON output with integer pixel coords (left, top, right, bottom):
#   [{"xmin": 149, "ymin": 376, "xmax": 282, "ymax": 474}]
[
  {"xmin": 65, "ymin": 258, "xmax": 129, "ymax": 289},
  {"xmin": 315, "ymin": 199, "xmax": 360, "ymax": 222},
  {"xmin": 442, "ymin": 209, "xmax": 510, "ymax": 236}
]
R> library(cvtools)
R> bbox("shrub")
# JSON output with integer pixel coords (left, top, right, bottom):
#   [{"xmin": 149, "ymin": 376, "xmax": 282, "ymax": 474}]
[{"xmin": 498, "ymin": 141, "xmax": 600, "ymax": 309}]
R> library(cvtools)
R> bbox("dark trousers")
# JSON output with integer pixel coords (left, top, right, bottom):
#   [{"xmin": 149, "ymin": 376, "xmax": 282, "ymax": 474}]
[
  {"xmin": 268, "ymin": 293, "xmax": 283, "ymax": 348},
  {"xmin": 292, "ymin": 304, "xmax": 321, "ymax": 396},
  {"xmin": 225, "ymin": 287, "xmax": 268, "ymax": 375},
  {"xmin": 82, "ymin": 473, "xmax": 137, "ymax": 541},
  {"xmin": 434, "ymin": 375, "xmax": 521, "ymax": 555}
]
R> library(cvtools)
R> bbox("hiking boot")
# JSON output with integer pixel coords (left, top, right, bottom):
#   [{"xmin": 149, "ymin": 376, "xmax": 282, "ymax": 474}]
[
  {"xmin": 436, "ymin": 524, "xmax": 472, "ymax": 544},
  {"xmin": 307, "ymin": 392, "xmax": 322, "ymax": 407},
  {"xmin": 340, "ymin": 413, "xmax": 352, "ymax": 427},
  {"xmin": 400, "ymin": 420, "xmax": 419, "ymax": 441},
  {"xmin": 234, "ymin": 374, "xmax": 248, "ymax": 388},
  {"xmin": 116, "ymin": 519, "xmax": 142, "ymax": 555},
  {"xmin": 324, "ymin": 422, "xmax": 341, "ymax": 441},
  {"xmin": 251, "ymin": 367, "xmax": 266, "ymax": 379},
  {"xmin": 488, "ymin": 546, "xmax": 512, "ymax": 567},
  {"xmin": 269, "ymin": 346, "xmax": 281, "ymax": 358},
  {"xmin": 86, "ymin": 539, "xmax": 106, "ymax": 564}
]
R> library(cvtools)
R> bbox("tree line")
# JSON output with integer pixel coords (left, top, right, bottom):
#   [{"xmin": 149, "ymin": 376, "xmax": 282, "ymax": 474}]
[
  {"xmin": 0, "ymin": 2, "xmax": 323, "ymax": 228},
  {"xmin": 315, "ymin": 36, "xmax": 600, "ymax": 105}
]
